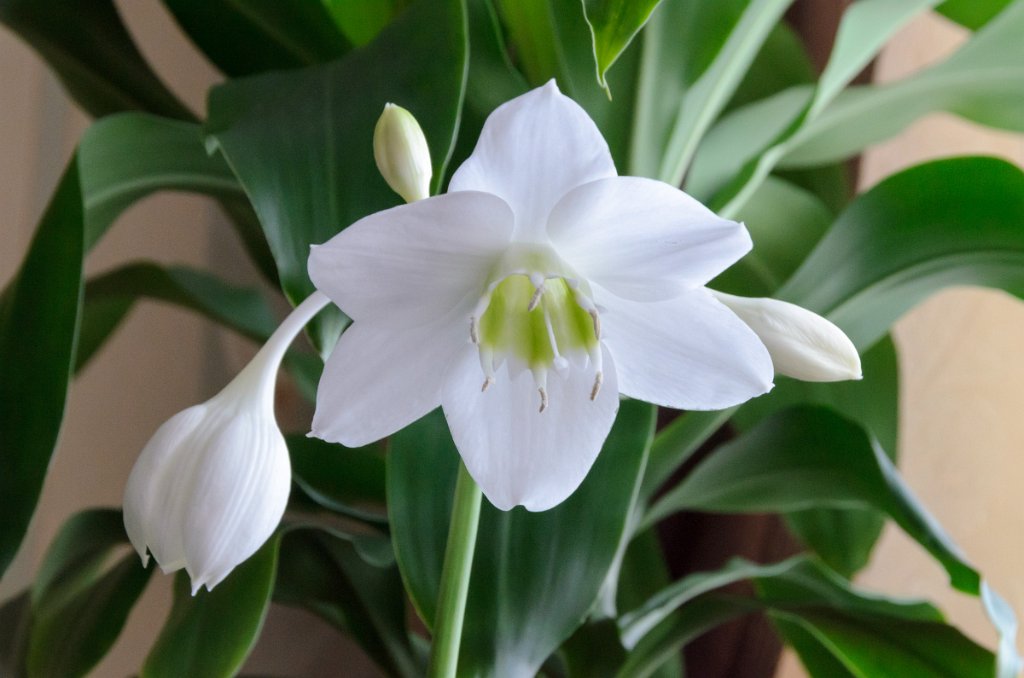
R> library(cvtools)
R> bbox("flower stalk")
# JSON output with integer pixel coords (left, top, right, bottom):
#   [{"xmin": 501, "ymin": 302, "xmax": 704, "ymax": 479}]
[{"xmin": 428, "ymin": 461, "xmax": 482, "ymax": 678}]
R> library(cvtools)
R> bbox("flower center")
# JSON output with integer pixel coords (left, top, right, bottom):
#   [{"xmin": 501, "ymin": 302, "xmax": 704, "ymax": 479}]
[{"xmin": 470, "ymin": 266, "xmax": 603, "ymax": 412}]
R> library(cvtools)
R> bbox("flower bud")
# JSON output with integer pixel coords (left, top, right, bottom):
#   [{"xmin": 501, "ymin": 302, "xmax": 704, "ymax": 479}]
[
  {"xmin": 123, "ymin": 292, "xmax": 330, "ymax": 593},
  {"xmin": 374, "ymin": 103, "xmax": 432, "ymax": 203},
  {"xmin": 712, "ymin": 291, "xmax": 862, "ymax": 382}
]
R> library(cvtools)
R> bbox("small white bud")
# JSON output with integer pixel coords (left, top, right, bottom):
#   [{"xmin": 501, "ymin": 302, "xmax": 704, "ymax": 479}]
[
  {"xmin": 374, "ymin": 103, "xmax": 432, "ymax": 203},
  {"xmin": 712, "ymin": 291, "xmax": 862, "ymax": 383},
  {"xmin": 123, "ymin": 293, "xmax": 330, "ymax": 593}
]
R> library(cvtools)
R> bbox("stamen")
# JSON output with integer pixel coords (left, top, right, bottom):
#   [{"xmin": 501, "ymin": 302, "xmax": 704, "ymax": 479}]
[
  {"xmin": 469, "ymin": 316, "xmax": 479, "ymax": 344},
  {"xmin": 590, "ymin": 371, "xmax": 603, "ymax": 401},
  {"xmin": 574, "ymin": 291, "xmax": 602, "ymax": 339},
  {"xmin": 590, "ymin": 309, "xmax": 602, "ymax": 339},
  {"xmin": 533, "ymin": 367, "xmax": 549, "ymax": 413},
  {"xmin": 538, "ymin": 387, "xmax": 548, "ymax": 413},
  {"xmin": 481, "ymin": 377, "xmax": 494, "ymax": 392},
  {"xmin": 527, "ymin": 281, "xmax": 546, "ymax": 312}
]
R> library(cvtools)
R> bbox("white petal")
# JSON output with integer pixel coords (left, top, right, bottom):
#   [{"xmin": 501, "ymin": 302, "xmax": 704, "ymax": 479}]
[
  {"xmin": 182, "ymin": 411, "xmax": 291, "ymax": 592},
  {"xmin": 311, "ymin": 301, "xmax": 469, "ymax": 446},
  {"xmin": 441, "ymin": 345, "xmax": 620, "ymax": 512},
  {"xmin": 449, "ymin": 81, "xmax": 616, "ymax": 242},
  {"xmin": 712, "ymin": 292, "xmax": 862, "ymax": 382},
  {"xmin": 547, "ymin": 177, "xmax": 752, "ymax": 301},
  {"xmin": 309, "ymin": 191, "xmax": 513, "ymax": 328},
  {"xmin": 123, "ymin": 404, "xmax": 208, "ymax": 571},
  {"xmin": 599, "ymin": 288, "xmax": 774, "ymax": 410}
]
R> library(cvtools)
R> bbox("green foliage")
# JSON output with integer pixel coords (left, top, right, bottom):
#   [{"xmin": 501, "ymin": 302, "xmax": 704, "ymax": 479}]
[{"xmin": 580, "ymin": 0, "xmax": 663, "ymax": 93}]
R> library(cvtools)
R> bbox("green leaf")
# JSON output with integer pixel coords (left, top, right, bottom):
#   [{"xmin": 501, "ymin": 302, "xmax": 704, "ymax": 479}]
[
  {"xmin": 321, "ymin": 0, "xmax": 409, "ymax": 47},
  {"xmin": 142, "ymin": 535, "xmax": 279, "ymax": 678},
  {"xmin": 27, "ymin": 509, "xmax": 152, "ymax": 678},
  {"xmin": 287, "ymin": 436, "xmax": 388, "ymax": 524},
  {"xmin": 206, "ymin": 0, "xmax": 468, "ymax": 354},
  {"xmin": 275, "ymin": 528, "xmax": 419, "ymax": 677},
  {"xmin": 779, "ymin": 157, "xmax": 1024, "ymax": 350},
  {"xmin": 161, "ymin": 0, "xmax": 352, "ymax": 77},
  {"xmin": 0, "ymin": 162, "xmax": 84, "ymax": 579},
  {"xmin": 936, "ymin": 0, "xmax": 1014, "ymax": 30},
  {"xmin": 388, "ymin": 400, "xmax": 655, "ymax": 675},
  {"xmin": 78, "ymin": 263, "xmax": 277, "ymax": 370},
  {"xmin": 0, "ymin": 0, "xmax": 192, "ymax": 119},
  {"xmin": 0, "ymin": 591, "xmax": 31, "ymax": 677},
  {"xmin": 580, "ymin": 0, "xmax": 663, "ymax": 93},
  {"xmin": 646, "ymin": 407, "xmax": 979, "ymax": 593}
]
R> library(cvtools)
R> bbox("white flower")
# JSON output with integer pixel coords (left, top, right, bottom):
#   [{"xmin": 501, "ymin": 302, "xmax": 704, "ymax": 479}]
[
  {"xmin": 308, "ymin": 81, "xmax": 775, "ymax": 512},
  {"xmin": 123, "ymin": 292, "xmax": 329, "ymax": 593},
  {"xmin": 712, "ymin": 292, "xmax": 862, "ymax": 382},
  {"xmin": 374, "ymin": 103, "xmax": 433, "ymax": 203}
]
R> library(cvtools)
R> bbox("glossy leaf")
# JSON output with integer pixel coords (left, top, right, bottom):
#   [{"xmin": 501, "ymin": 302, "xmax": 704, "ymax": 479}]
[
  {"xmin": 162, "ymin": 0, "xmax": 352, "ymax": 77},
  {"xmin": 779, "ymin": 157, "xmax": 1024, "ymax": 349},
  {"xmin": 206, "ymin": 0, "xmax": 468, "ymax": 354},
  {"xmin": 580, "ymin": 0, "xmax": 663, "ymax": 92},
  {"xmin": 0, "ymin": 0, "xmax": 191, "ymax": 119},
  {"xmin": 275, "ymin": 528, "xmax": 418, "ymax": 677},
  {"xmin": 142, "ymin": 535, "xmax": 279, "ymax": 678},
  {"xmin": 78, "ymin": 263, "xmax": 277, "ymax": 370},
  {"xmin": 388, "ymin": 400, "xmax": 655, "ymax": 675},
  {"xmin": 27, "ymin": 509, "xmax": 151, "ymax": 678},
  {"xmin": 647, "ymin": 406, "xmax": 979, "ymax": 593},
  {"xmin": 287, "ymin": 436, "xmax": 387, "ymax": 525},
  {"xmin": 322, "ymin": 0, "xmax": 408, "ymax": 47},
  {"xmin": 937, "ymin": 0, "xmax": 1015, "ymax": 29},
  {"xmin": 0, "ymin": 162, "xmax": 83, "ymax": 578}
]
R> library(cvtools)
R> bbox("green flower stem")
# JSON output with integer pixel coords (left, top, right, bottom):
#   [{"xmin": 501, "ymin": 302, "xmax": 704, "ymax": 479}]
[{"xmin": 428, "ymin": 460, "xmax": 482, "ymax": 678}]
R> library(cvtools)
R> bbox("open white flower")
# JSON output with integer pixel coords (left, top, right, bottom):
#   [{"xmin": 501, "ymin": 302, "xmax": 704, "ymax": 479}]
[
  {"xmin": 309, "ymin": 81, "xmax": 775, "ymax": 511},
  {"xmin": 124, "ymin": 292, "xmax": 328, "ymax": 593}
]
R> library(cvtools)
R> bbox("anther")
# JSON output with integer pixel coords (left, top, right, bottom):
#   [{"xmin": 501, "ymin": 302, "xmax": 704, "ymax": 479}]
[
  {"xmin": 538, "ymin": 387, "xmax": 548, "ymax": 413},
  {"xmin": 469, "ymin": 316, "xmax": 479, "ymax": 344},
  {"xmin": 589, "ymin": 309, "xmax": 602, "ymax": 339},
  {"xmin": 482, "ymin": 376, "xmax": 494, "ymax": 392},
  {"xmin": 590, "ymin": 371, "xmax": 603, "ymax": 401},
  {"xmin": 527, "ymin": 282, "xmax": 546, "ymax": 312}
]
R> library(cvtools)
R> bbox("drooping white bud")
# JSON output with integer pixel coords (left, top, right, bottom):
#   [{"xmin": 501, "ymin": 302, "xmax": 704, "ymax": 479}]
[
  {"xmin": 123, "ymin": 292, "xmax": 330, "ymax": 593},
  {"xmin": 712, "ymin": 291, "xmax": 862, "ymax": 383},
  {"xmin": 373, "ymin": 103, "xmax": 432, "ymax": 203}
]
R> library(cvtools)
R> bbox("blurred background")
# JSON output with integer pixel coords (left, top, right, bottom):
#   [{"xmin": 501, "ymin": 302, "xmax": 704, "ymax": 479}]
[{"xmin": 0, "ymin": 2, "xmax": 1021, "ymax": 676}]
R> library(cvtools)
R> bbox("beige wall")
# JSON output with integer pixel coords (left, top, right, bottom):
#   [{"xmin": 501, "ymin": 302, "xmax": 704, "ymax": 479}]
[{"xmin": 776, "ymin": 12, "xmax": 1024, "ymax": 677}]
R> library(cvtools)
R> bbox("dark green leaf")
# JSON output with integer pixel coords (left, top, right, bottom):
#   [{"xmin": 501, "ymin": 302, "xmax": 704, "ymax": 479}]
[
  {"xmin": 647, "ymin": 407, "xmax": 979, "ymax": 593},
  {"xmin": 779, "ymin": 157, "xmax": 1024, "ymax": 350},
  {"xmin": 0, "ymin": 592, "xmax": 32, "ymax": 677},
  {"xmin": 142, "ymin": 535, "xmax": 279, "ymax": 678},
  {"xmin": 275, "ymin": 528, "xmax": 418, "ymax": 677},
  {"xmin": 206, "ymin": 0, "xmax": 468, "ymax": 354},
  {"xmin": 26, "ymin": 509, "xmax": 151, "ymax": 678},
  {"xmin": 287, "ymin": 436, "xmax": 387, "ymax": 524},
  {"xmin": 388, "ymin": 400, "xmax": 655, "ymax": 675},
  {"xmin": 322, "ymin": 0, "xmax": 409, "ymax": 47},
  {"xmin": 937, "ymin": 0, "xmax": 1014, "ymax": 29},
  {"xmin": 0, "ymin": 0, "xmax": 191, "ymax": 119},
  {"xmin": 78, "ymin": 263, "xmax": 277, "ymax": 370},
  {"xmin": 162, "ymin": 0, "xmax": 352, "ymax": 77},
  {"xmin": 0, "ymin": 162, "xmax": 84, "ymax": 578},
  {"xmin": 580, "ymin": 0, "xmax": 663, "ymax": 92}
]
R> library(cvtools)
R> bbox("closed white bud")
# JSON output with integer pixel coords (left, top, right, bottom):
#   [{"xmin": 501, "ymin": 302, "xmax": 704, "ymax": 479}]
[
  {"xmin": 374, "ymin": 103, "xmax": 432, "ymax": 203},
  {"xmin": 123, "ymin": 293, "xmax": 330, "ymax": 593},
  {"xmin": 713, "ymin": 291, "xmax": 862, "ymax": 383}
]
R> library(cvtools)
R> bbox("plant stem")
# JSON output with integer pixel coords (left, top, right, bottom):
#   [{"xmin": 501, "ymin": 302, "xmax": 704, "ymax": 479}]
[{"xmin": 428, "ymin": 461, "xmax": 482, "ymax": 678}]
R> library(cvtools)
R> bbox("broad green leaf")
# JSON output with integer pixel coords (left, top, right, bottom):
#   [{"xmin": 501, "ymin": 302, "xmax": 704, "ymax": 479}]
[
  {"xmin": 580, "ymin": 0, "xmax": 663, "ymax": 92},
  {"xmin": 772, "ymin": 615, "xmax": 857, "ymax": 678},
  {"xmin": 0, "ymin": 162, "xmax": 83, "ymax": 578},
  {"xmin": 79, "ymin": 113, "xmax": 274, "ymax": 281},
  {"xmin": 937, "ymin": 0, "xmax": 1014, "ymax": 30},
  {"xmin": 0, "ymin": 0, "xmax": 192, "ymax": 119},
  {"xmin": 726, "ymin": 21, "xmax": 814, "ymax": 112},
  {"xmin": 646, "ymin": 407, "xmax": 979, "ymax": 593},
  {"xmin": 322, "ymin": 0, "xmax": 409, "ymax": 47},
  {"xmin": 656, "ymin": 0, "xmax": 793, "ymax": 185},
  {"xmin": 142, "ymin": 535, "xmax": 279, "ymax": 678},
  {"xmin": 0, "ymin": 591, "xmax": 31, "ymax": 677},
  {"xmin": 206, "ymin": 0, "xmax": 468, "ymax": 354},
  {"xmin": 27, "ymin": 509, "xmax": 152, "ymax": 678},
  {"xmin": 780, "ymin": 0, "xmax": 1024, "ymax": 168},
  {"xmin": 388, "ymin": 400, "xmax": 655, "ymax": 675},
  {"xmin": 779, "ymin": 157, "xmax": 1024, "ymax": 350},
  {"xmin": 162, "ymin": 0, "xmax": 352, "ymax": 77},
  {"xmin": 275, "ymin": 528, "xmax": 419, "ymax": 677},
  {"xmin": 77, "ymin": 263, "xmax": 277, "ymax": 370},
  {"xmin": 287, "ymin": 436, "xmax": 388, "ymax": 525}
]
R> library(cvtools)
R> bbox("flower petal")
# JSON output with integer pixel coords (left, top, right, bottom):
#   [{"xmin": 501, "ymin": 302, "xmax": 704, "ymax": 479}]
[
  {"xmin": 449, "ymin": 80, "xmax": 616, "ymax": 242},
  {"xmin": 311, "ymin": 302, "xmax": 469, "ymax": 446},
  {"xmin": 599, "ymin": 288, "xmax": 774, "ymax": 410},
  {"xmin": 441, "ymin": 345, "xmax": 620, "ymax": 512},
  {"xmin": 548, "ymin": 176, "xmax": 752, "ymax": 300},
  {"xmin": 182, "ymin": 412, "xmax": 291, "ymax": 592},
  {"xmin": 309, "ymin": 191, "xmax": 513, "ymax": 328}
]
